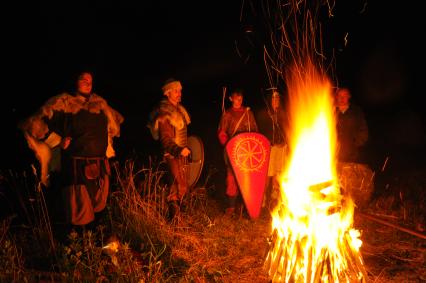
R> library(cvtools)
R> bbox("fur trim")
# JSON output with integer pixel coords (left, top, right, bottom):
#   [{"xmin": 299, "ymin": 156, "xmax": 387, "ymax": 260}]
[
  {"xmin": 25, "ymin": 133, "xmax": 51, "ymax": 186},
  {"xmin": 147, "ymin": 99, "xmax": 190, "ymax": 140},
  {"xmin": 41, "ymin": 92, "xmax": 110, "ymax": 117},
  {"xmin": 22, "ymin": 92, "xmax": 124, "ymax": 158}
]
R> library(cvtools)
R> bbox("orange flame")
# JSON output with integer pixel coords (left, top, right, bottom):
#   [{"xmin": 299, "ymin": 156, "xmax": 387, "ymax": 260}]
[{"xmin": 265, "ymin": 62, "xmax": 366, "ymax": 282}]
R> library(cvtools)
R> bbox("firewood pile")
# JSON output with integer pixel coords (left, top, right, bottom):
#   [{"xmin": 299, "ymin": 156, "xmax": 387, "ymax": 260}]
[{"xmin": 338, "ymin": 162, "xmax": 375, "ymax": 209}]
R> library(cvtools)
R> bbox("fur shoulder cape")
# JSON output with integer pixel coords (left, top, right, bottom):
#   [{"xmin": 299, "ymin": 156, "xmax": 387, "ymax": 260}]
[
  {"xmin": 23, "ymin": 92, "xmax": 123, "ymax": 141},
  {"xmin": 21, "ymin": 92, "xmax": 124, "ymax": 184},
  {"xmin": 147, "ymin": 99, "xmax": 190, "ymax": 140}
]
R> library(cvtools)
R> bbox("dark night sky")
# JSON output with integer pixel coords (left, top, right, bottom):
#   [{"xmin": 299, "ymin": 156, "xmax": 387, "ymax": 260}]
[{"xmin": 3, "ymin": 1, "xmax": 425, "ymax": 174}]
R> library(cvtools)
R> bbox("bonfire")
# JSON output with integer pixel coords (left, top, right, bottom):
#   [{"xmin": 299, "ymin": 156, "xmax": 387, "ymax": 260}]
[
  {"xmin": 264, "ymin": 61, "xmax": 368, "ymax": 282},
  {"xmin": 259, "ymin": 0, "xmax": 369, "ymax": 280}
]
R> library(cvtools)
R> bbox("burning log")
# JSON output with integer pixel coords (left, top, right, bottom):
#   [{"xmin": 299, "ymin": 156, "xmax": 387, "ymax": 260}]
[
  {"xmin": 309, "ymin": 180, "xmax": 333, "ymax": 192},
  {"xmin": 342, "ymin": 232, "xmax": 368, "ymax": 281},
  {"xmin": 312, "ymin": 249, "xmax": 327, "ymax": 282}
]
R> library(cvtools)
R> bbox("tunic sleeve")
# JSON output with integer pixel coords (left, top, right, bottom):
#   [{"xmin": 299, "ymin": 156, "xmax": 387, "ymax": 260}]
[
  {"xmin": 217, "ymin": 113, "xmax": 230, "ymax": 145},
  {"xmin": 159, "ymin": 118, "xmax": 183, "ymax": 158}
]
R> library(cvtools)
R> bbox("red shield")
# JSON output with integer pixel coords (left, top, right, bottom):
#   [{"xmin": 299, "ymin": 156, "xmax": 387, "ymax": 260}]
[{"xmin": 226, "ymin": 132, "xmax": 270, "ymax": 219}]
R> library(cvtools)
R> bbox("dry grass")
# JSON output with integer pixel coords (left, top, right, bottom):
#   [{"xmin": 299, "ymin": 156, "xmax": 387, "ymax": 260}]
[
  {"xmin": 356, "ymin": 215, "xmax": 426, "ymax": 282},
  {"xmin": 109, "ymin": 158, "xmax": 273, "ymax": 282},
  {"xmin": 1, "ymin": 158, "xmax": 425, "ymax": 282},
  {"xmin": 355, "ymin": 166, "xmax": 426, "ymax": 283}
]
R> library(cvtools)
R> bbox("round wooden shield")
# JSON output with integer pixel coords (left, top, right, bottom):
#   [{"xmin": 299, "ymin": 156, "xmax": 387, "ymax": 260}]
[{"xmin": 187, "ymin": 135, "xmax": 204, "ymax": 188}]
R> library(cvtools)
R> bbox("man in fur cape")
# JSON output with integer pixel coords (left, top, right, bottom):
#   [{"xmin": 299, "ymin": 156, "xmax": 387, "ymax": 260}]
[
  {"xmin": 20, "ymin": 71, "xmax": 123, "ymax": 229},
  {"xmin": 147, "ymin": 78, "xmax": 191, "ymax": 220}
]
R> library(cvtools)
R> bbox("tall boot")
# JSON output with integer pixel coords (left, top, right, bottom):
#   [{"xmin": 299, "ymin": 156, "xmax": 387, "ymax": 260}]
[
  {"xmin": 167, "ymin": 201, "xmax": 180, "ymax": 221},
  {"xmin": 225, "ymin": 196, "xmax": 237, "ymax": 216}
]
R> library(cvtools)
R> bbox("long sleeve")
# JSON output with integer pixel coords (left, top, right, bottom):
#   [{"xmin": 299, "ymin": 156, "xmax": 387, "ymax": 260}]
[
  {"xmin": 355, "ymin": 109, "xmax": 368, "ymax": 147},
  {"xmin": 159, "ymin": 118, "xmax": 183, "ymax": 158},
  {"xmin": 217, "ymin": 113, "xmax": 230, "ymax": 145}
]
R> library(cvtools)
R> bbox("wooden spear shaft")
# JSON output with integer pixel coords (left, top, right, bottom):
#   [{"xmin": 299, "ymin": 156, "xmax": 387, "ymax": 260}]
[{"xmin": 358, "ymin": 212, "xmax": 426, "ymax": 240}]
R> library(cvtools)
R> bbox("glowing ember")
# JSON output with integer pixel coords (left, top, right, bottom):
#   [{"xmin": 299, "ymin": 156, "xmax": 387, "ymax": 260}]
[{"xmin": 264, "ymin": 62, "xmax": 367, "ymax": 282}]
